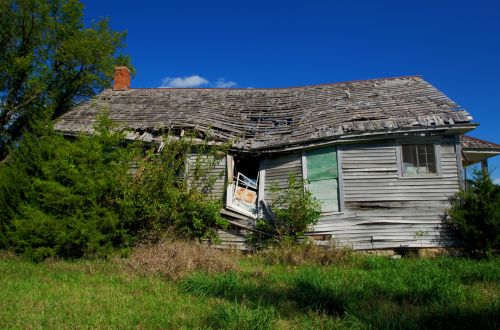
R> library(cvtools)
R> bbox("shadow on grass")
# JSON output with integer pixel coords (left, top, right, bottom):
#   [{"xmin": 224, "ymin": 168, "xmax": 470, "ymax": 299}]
[
  {"xmin": 181, "ymin": 266, "xmax": 499, "ymax": 329},
  {"xmin": 416, "ymin": 306, "xmax": 500, "ymax": 330}
]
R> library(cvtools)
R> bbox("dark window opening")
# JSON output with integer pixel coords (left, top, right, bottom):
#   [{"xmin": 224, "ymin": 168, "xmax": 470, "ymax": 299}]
[
  {"xmin": 401, "ymin": 144, "xmax": 437, "ymax": 176},
  {"xmin": 234, "ymin": 154, "xmax": 260, "ymax": 184}
]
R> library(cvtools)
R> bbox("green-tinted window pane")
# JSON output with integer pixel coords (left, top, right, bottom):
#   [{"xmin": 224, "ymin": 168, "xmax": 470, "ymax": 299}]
[
  {"xmin": 308, "ymin": 179, "xmax": 339, "ymax": 212},
  {"xmin": 306, "ymin": 146, "xmax": 338, "ymax": 181}
]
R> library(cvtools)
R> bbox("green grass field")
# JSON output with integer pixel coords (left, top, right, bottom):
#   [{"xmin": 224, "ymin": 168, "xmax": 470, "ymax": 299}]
[{"xmin": 0, "ymin": 252, "xmax": 498, "ymax": 329}]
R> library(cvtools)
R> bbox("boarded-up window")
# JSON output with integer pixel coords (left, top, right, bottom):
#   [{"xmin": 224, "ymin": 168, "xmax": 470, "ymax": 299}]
[
  {"xmin": 401, "ymin": 144, "xmax": 436, "ymax": 176},
  {"xmin": 305, "ymin": 146, "xmax": 339, "ymax": 212}
]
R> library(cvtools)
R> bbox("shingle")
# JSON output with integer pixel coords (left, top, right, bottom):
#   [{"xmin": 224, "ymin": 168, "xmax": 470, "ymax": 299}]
[
  {"xmin": 54, "ymin": 76, "xmax": 472, "ymax": 149},
  {"xmin": 461, "ymin": 135, "xmax": 500, "ymax": 152}
]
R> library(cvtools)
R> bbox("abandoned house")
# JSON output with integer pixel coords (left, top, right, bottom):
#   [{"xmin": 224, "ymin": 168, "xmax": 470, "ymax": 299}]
[{"xmin": 54, "ymin": 67, "xmax": 500, "ymax": 250}]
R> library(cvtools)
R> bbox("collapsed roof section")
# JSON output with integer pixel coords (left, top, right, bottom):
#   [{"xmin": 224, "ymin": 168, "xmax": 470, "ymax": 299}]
[{"xmin": 54, "ymin": 75, "xmax": 474, "ymax": 151}]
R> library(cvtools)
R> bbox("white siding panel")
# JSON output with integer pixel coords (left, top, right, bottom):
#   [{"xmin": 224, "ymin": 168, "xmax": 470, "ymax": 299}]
[
  {"xmin": 263, "ymin": 152, "xmax": 303, "ymax": 202},
  {"xmin": 306, "ymin": 136, "xmax": 460, "ymax": 250}
]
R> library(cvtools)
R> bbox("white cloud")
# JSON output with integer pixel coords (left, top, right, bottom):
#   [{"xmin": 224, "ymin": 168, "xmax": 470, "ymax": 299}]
[
  {"xmin": 160, "ymin": 75, "xmax": 209, "ymax": 88},
  {"xmin": 214, "ymin": 78, "xmax": 238, "ymax": 88},
  {"xmin": 159, "ymin": 75, "xmax": 238, "ymax": 88},
  {"xmin": 493, "ymin": 178, "xmax": 500, "ymax": 185}
]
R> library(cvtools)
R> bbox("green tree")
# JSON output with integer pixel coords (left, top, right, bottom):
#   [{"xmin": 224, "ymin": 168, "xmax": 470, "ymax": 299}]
[
  {"xmin": 0, "ymin": 114, "xmax": 137, "ymax": 260},
  {"xmin": 447, "ymin": 170, "xmax": 500, "ymax": 258},
  {"xmin": 0, "ymin": 0, "xmax": 132, "ymax": 157},
  {"xmin": 0, "ymin": 112, "xmax": 231, "ymax": 260}
]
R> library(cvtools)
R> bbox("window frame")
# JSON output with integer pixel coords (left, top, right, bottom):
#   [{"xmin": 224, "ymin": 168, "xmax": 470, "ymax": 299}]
[
  {"xmin": 301, "ymin": 145, "xmax": 344, "ymax": 214},
  {"xmin": 396, "ymin": 141, "xmax": 442, "ymax": 178}
]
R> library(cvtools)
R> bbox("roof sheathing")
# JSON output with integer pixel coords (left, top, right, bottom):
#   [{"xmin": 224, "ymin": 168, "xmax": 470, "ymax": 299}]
[{"xmin": 54, "ymin": 76, "xmax": 473, "ymax": 150}]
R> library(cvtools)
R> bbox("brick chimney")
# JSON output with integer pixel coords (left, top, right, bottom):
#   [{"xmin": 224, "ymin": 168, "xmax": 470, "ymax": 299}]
[{"xmin": 113, "ymin": 66, "xmax": 131, "ymax": 91}]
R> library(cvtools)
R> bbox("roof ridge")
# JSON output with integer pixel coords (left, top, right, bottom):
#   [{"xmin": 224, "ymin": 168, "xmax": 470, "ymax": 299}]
[{"xmin": 125, "ymin": 75, "xmax": 423, "ymax": 91}]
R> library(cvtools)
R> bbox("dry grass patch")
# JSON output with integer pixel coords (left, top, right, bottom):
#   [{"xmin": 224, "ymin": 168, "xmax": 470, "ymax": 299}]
[
  {"xmin": 258, "ymin": 242, "xmax": 352, "ymax": 266},
  {"xmin": 128, "ymin": 240, "xmax": 240, "ymax": 280},
  {"xmin": 0, "ymin": 250, "xmax": 17, "ymax": 261}
]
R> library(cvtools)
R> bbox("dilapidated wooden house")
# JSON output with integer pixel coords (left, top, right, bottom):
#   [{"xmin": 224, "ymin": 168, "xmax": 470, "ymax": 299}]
[{"xmin": 54, "ymin": 67, "xmax": 500, "ymax": 250}]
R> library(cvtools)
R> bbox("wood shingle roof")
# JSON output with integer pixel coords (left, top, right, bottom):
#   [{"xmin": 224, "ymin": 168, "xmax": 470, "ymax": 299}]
[
  {"xmin": 54, "ymin": 75, "xmax": 473, "ymax": 150},
  {"xmin": 461, "ymin": 135, "xmax": 500, "ymax": 152}
]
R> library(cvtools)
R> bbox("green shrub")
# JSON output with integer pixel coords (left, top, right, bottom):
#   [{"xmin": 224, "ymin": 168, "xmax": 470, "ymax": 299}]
[
  {"xmin": 0, "ymin": 114, "xmax": 230, "ymax": 259},
  {"xmin": 253, "ymin": 174, "xmax": 321, "ymax": 243},
  {"xmin": 447, "ymin": 171, "xmax": 500, "ymax": 257},
  {"xmin": 119, "ymin": 133, "xmax": 230, "ymax": 241},
  {"xmin": 0, "ymin": 116, "xmax": 135, "ymax": 260}
]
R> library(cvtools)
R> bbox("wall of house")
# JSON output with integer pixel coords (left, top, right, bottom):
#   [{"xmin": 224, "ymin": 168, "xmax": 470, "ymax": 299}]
[
  {"xmin": 261, "ymin": 152, "xmax": 303, "ymax": 204},
  {"xmin": 187, "ymin": 154, "xmax": 226, "ymax": 200},
  {"xmin": 312, "ymin": 135, "xmax": 460, "ymax": 250},
  {"xmin": 215, "ymin": 135, "xmax": 461, "ymax": 250},
  {"xmin": 255, "ymin": 135, "xmax": 460, "ymax": 250}
]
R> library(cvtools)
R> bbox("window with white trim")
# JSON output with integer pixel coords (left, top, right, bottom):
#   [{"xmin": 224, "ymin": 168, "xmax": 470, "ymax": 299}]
[{"xmin": 401, "ymin": 144, "xmax": 437, "ymax": 176}]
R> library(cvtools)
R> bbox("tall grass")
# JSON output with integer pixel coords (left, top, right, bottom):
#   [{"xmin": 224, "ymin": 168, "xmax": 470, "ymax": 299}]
[
  {"xmin": 0, "ymin": 247, "xmax": 498, "ymax": 329},
  {"xmin": 127, "ymin": 240, "xmax": 239, "ymax": 280},
  {"xmin": 181, "ymin": 254, "xmax": 500, "ymax": 329}
]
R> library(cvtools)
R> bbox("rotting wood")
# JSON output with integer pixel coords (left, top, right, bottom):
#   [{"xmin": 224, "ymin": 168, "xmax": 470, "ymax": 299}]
[{"xmin": 54, "ymin": 76, "xmax": 474, "ymax": 151}]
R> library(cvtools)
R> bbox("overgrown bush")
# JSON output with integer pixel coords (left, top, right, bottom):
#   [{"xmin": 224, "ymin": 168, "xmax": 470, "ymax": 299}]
[
  {"xmin": 0, "ymin": 114, "xmax": 230, "ymax": 260},
  {"xmin": 447, "ymin": 170, "xmax": 500, "ymax": 257},
  {"xmin": 0, "ymin": 116, "xmax": 135, "ymax": 260},
  {"xmin": 120, "ymin": 133, "xmax": 230, "ymax": 241},
  {"xmin": 253, "ymin": 174, "xmax": 321, "ymax": 243}
]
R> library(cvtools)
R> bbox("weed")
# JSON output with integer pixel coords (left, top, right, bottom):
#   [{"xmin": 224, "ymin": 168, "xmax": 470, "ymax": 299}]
[
  {"xmin": 127, "ymin": 240, "xmax": 239, "ymax": 281},
  {"xmin": 258, "ymin": 241, "xmax": 352, "ymax": 266}
]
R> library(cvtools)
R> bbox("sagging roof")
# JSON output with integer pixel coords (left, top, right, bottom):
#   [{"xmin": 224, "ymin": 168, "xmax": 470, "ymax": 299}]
[{"xmin": 54, "ymin": 75, "xmax": 474, "ymax": 150}]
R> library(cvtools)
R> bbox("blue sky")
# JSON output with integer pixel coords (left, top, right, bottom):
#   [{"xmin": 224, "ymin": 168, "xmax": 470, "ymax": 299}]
[{"xmin": 82, "ymin": 0, "xmax": 500, "ymax": 180}]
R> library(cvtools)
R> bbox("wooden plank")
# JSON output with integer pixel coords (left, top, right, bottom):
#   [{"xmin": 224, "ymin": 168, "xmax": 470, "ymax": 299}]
[
  {"xmin": 263, "ymin": 152, "xmax": 302, "ymax": 204},
  {"xmin": 337, "ymin": 147, "xmax": 345, "ymax": 211}
]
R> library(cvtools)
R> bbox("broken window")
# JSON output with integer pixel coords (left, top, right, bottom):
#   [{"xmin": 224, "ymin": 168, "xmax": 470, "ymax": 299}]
[
  {"xmin": 304, "ymin": 146, "xmax": 340, "ymax": 213},
  {"xmin": 226, "ymin": 154, "xmax": 262, "ymax": 217},
  {"xmin": 401, "ymin": 144, "xmax": 437, "ymax": 176}
]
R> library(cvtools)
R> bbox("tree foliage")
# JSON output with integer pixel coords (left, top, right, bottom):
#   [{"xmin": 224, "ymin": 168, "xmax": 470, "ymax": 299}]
[
  {"xmin": 0, "ymin": 115, "xmax": 135, "ymax": 260},
  {"xmin": 0, "ymin": 0, "xmax": 132, "ymax": 157},
  {"xmin": 120, "ymin": 133, "xmax": 230, "ymax": 242},
  {"xmin": 0, "ymin": 114, "xmax": 229, "ymax": 260},
  {"xmin": 447, "ymin": 171, "xmax": 500, "ymax": 258}
]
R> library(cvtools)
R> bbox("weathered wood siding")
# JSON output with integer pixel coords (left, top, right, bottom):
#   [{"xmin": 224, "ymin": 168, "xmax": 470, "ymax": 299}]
[
  {"xmin": 262, "ymin": 152, "xmax": 303, "ymax": 203},
  {"xmin": 310, "ymin": 136, "xmax": 460, "ymax": 249},
  {"xmin": 214, "ymin": 228, "xmax": 248, "ymax": 250},
  {"xmin": 187, "ymin": 154, "xmax": 226, "ymax": 200}
]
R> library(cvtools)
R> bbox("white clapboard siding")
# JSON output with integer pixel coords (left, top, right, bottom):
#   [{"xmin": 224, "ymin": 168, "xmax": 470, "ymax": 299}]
[
  {"xmin": 304, "ymin": 136, "xmax": 460, "ymax": 250},
  {"xmin": 187, "ymin": 154, "xmax": 226, "ymax": 200},
  {"xmin": 262, "ymin": 152, "xmax": 303, "ymax": 203},
  {"xmin": 212, "ymin": 229, "xmax": 248, "ymax": 250},
  {"xmin": 217, "ymin": 135, "xmax": 461, "ymax": 250}
]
